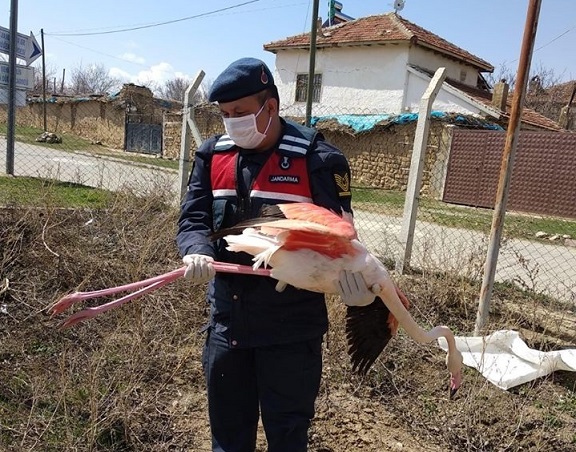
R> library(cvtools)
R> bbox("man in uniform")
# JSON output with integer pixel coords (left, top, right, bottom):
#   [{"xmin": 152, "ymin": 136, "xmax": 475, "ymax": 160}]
[{"xmin": 177, "ymin": 57, "xmax": 374, "ymax": 452}]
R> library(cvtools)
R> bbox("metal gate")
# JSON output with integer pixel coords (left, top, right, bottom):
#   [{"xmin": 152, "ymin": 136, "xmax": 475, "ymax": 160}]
[
  {"xmin": 443, "ymin": 129, "xmax": 576, "ymax": 219},
  {"xmin": 125, "ymin": 123, "xmax": 162, "ymax": 155}
]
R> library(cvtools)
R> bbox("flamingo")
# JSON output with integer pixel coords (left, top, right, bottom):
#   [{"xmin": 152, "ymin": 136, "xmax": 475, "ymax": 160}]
[
  {"xmin": 49, "ymin": 202, "xmax": 462, "ymax": 397},
  {"xmin": 211, "ymin": 203, "xmax": 463, "ymax": 397}
]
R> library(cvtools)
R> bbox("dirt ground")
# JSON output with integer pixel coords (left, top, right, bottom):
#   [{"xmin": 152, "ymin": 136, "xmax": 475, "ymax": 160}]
[{"xmin": 1, "ymin": 199, "xmax": 576, "ymax": 451}]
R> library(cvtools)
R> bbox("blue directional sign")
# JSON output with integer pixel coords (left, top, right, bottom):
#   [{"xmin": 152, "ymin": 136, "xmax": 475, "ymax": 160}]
[{"xmin": 0, "ymin": 25, "xmax": 42, "ymax": 66}]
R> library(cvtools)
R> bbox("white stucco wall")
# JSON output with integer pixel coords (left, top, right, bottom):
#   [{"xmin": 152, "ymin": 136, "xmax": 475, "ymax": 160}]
[
  {"xmin": 408, "ymin": 45, "xmax": 481, "ymax": 86},
  {"xmin": 270, "ymin": 44, "xmax": 495, "ymax": 118},
  {"xmin": 274, "ymin": 45, "xmax": 410, "ymax": 116}
]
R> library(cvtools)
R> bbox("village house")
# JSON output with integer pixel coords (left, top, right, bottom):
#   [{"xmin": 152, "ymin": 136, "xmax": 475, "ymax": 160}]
[{"xmin": 263, "ymin": 11, "xmax": 560, "ymax": 131}]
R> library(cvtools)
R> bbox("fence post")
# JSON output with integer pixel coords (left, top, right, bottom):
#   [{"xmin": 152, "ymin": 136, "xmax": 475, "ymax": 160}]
[
  {"xmin": 395, "ymin": 67, "xmax": 446, "ymax": 274},
  {"xmin": 178, "ymin": 70, "xmax": 205, "ymax": 201}
]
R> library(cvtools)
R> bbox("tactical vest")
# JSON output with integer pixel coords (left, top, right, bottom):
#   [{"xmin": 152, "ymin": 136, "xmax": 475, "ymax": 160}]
[{"xmin": 210, "ymin": 120, "xmax": 317, "ymax": 224}]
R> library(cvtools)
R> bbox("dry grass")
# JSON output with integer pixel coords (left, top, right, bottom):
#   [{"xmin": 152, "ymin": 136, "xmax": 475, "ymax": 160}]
[{"xmin": 1, "ymin": 193, "xmax": 576, "ymax": 451}]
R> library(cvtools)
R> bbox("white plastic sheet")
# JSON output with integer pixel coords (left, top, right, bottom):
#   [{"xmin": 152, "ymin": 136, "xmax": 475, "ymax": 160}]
[{"xmin": 438, "ymin": 330, "xmax": 576, "ymax": 390}]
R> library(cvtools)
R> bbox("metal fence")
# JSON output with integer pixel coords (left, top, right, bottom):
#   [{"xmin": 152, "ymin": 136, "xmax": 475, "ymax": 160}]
[
  {"xmin": 2, "ymin": 95, "xmax": 575, "ymax": 314},
  {"xmin": 0, "ymin": 99, "xmax": 180, "ymax": 197}
]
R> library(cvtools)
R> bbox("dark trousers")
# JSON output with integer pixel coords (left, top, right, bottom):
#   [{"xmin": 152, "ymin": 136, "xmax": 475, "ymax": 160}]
[{"xmin": 202, "ymin": 327, "xmax": 323, "ymax": 452}]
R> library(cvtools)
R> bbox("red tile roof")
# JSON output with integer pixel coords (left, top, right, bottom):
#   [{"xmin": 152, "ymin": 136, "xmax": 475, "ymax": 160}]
[
  {"xmin": 448, "ymin": 79, "xmax": 563, "ymax": 131},
  {"xmin": 264, "ymin": 13, "xmax": 494, "ymax": 72}
]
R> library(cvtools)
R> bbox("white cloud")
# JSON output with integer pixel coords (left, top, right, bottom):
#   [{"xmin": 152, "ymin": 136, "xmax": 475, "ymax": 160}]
[
  {"xmin": 110, "ymin": 61, "xmax": 193, "ymax": 92},
  {"xmin": 109, "ymin": 66, "xmax": 132, "ymax": 82},
  {"xmin": 136, "ymin": 62, "xmax": 175, "ymax": 85},
  {"xmin": 119, "ymin": 52, "xmax": 146, "ymax": 65},
  {"xmin": 123, "ymin": 40, "xmax": 140, "ymax": 50}
]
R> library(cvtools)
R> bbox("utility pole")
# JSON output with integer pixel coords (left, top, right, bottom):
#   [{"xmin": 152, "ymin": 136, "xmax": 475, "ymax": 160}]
[
  {"xmin": 41, "ymin": 28, "xmax": 47, "ymax": 131},
  {"xmin": 475, "ymin": 0, "xmax": 543, "ymax": 335},
  {"xmin": 305, "ymin": 0, "xmax": 320, "ymax": 127}
]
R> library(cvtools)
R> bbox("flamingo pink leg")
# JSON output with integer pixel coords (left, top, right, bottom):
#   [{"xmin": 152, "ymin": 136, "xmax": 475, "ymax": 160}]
[
  {"xmin": 49, "ymin": 267, "xmax": 186, "ymax": 315},
  {"xmin": 51, "ymin": 262, "xmax": 272, "ymax": 328},
  {"xmin": 60, "ymin": 279, "xmax": 169, "ymax": 328}
]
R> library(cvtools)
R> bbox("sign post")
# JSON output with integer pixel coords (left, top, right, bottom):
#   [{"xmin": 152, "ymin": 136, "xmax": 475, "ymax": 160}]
[
  {"xmin": 5, "ymin": 0, "xmax": 19, "ymax": 175},
  {"xmin": 2, "ymin": 0, "xmax": 43, "ymax": 175}
]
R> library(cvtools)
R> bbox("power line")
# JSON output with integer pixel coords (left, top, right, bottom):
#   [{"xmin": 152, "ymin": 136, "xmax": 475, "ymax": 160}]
[
  {"xmin": 508, "ymin": 23, "xmax": 576, "ymax": 63},
  {"xmin": 47, "ymin": 0, "xmax": 262, "ymax": 36},
  {"xmin": 44, "ymin": 1, "xmax": 307, "ymax": 69},
  {"xmin": 534, "ymin": 25, "xmax": 575, "ymax": 52},
  {"xmin": 48, "ymin": 36, "xmax": 151, "ymax": 67}
]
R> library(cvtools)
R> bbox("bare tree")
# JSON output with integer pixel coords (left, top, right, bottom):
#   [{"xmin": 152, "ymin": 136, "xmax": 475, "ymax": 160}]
[
  {"xmin": 158, "ymin": 77, "xmax": 208, "ymax": 104},
  {"xmin": 68, "ymin": 63, "xmax": 122, "ymax": 95},
  {"xmin": 32, "ymin": 64, "xmax": 57, "ymax": 94},
  {"xmin": 489, "ymin": 62, "xmax": 571, "ymax": 124},
  {"xmin": 486, "ymin": 62, "xmax": 517, "ymax": 91}
]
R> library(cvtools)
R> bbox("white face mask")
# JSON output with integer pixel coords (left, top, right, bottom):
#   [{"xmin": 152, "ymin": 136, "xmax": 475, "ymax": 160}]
[{"xmin": 223, "ymin": 102, "xmax": 271, "ymax": 149}]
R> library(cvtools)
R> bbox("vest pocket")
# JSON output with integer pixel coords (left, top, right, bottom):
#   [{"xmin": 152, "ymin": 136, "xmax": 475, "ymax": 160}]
[{"xmin": 212, "ymin": 198, "xmax": 237, "ymax": 232}]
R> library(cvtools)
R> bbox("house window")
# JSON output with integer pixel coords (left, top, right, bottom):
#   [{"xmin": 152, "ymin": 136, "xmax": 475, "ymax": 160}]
[
  {"xmin": 295, "ymin": 73, "xmax": 322, "ymax": 102},
  {"xmin": 460, "ymin": 69, "xmax": 467, "ymax": 82}
]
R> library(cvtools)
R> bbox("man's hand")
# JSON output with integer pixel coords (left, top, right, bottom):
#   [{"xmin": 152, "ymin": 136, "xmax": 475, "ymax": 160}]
[
  {"xmin": 337, "ymin": 270, "xmax": 375, "ymax": 306},
  {"xmin": 183, "ymin": 254, "xmax": 216, "ymax": 284}
]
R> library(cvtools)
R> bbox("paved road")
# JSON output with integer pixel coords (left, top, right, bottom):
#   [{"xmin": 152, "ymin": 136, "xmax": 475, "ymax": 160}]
[
  {"xmin": 0, "ymin": 138, "xmax": 180, "ymax": 195},
  {"xmin": 354, "ymin": 210, "xmax": 576, "ymax": 304},
  {"xmin": 3, "ymin": 138, "xmax": 574, "ymax": 303}
]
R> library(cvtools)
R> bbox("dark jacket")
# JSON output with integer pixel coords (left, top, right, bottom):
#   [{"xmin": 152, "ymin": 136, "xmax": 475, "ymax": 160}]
[{"xmin": 177, "ymin": 119, "xmax": 352, "ymax": 348}]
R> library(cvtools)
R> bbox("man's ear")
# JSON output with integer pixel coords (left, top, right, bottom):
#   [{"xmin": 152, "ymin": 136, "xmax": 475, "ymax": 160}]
[{"xmin": 268, "ymin": 97, "xmax": 279, "ymax": 115}]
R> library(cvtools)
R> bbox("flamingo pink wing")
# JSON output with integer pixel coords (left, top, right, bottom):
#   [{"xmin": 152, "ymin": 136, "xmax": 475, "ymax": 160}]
[
  {"xmin": 263, "ymin": 203, "xmax": 358, "ymax": 258},
  {"xmin": 276, "ymin": 203, "xmax": 357, "ymax": 239}
]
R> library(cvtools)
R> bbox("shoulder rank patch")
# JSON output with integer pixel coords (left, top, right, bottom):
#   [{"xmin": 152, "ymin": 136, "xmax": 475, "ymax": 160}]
[{"xmin": 334, "ymin": 172, "xmax": 351, "ymax": 197}]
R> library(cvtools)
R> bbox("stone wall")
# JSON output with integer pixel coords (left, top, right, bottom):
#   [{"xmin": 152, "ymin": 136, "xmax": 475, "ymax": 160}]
[
  {"xmin": 0, "ymin": 84, "xmax": 172, "ymax": 150},
  {"xmin": 2, "ymin": 90, "xmax": 452, "ymax": 196},
  {"xmin": 163, "ymin": 103, "xmax": 224, "ymax": 159},
  {"xmin": 0, "ymin": 100, "xmax": 127, "ymax": 149},
  {"xmin": 167, "ymin": 106, "xmax": 451, "ymax": 197},
  {"xmin": 310, "ymin": 121, "xmax": 449, "ymax": 196}
]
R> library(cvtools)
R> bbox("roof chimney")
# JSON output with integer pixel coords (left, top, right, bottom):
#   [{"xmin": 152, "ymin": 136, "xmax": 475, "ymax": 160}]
[
  {"xmin": 558, "ymin": 82, "xmax": 576, "ymax": 130},
  {"xmin": 492, "ymin": 79, "xmax": 509, "ymax": 112}
]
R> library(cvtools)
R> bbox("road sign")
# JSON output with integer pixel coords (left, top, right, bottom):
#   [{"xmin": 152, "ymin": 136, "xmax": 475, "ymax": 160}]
[
  {"xmin": 0, "ymin": 61, "xmax": 34, "ymax": 89},
  {"xmin": 0, "ymin": 26, "xmax": 42, "ymax": 65}
]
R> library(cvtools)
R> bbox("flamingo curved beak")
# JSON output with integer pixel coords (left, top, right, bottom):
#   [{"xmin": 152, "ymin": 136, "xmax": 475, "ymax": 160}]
[{"xmin": 449, "ymin": 371, "xmax": 462, "ymax": 399}]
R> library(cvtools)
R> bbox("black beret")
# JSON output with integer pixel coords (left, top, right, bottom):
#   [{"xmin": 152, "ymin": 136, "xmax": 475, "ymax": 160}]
[{"xmin": 208, "ymin": 57, "xmax": 275, "ymax": 103}]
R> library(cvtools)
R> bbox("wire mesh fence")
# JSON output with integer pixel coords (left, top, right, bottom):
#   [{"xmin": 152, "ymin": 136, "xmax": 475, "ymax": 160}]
[
  {"xmin": 305, "ymin": 104, "xmax": 576, "ymax": 309},
  {"xmin": 1, "ymin": 88, "xmax": 181, "ymax": 199},
  {"xmin": 1, "ymin": 92, "xmax": 575, "ymax": 311}
]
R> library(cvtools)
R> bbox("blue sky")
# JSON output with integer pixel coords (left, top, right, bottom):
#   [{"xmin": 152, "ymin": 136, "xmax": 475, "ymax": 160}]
[{"xmin": 7, "ymin": 0, "xmax": 576, "ymax": 92}]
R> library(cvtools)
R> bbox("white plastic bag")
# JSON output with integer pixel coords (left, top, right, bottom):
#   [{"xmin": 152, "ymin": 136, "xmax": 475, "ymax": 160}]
[{"xmin": 438, "ymin": 330, "xmax": 576, "ymax": 390}]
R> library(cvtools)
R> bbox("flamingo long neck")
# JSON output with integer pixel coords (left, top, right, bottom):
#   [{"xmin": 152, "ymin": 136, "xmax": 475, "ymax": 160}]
[{"xmin": 377, "ymin": 278, "xmax": 455, "ymax": 347}]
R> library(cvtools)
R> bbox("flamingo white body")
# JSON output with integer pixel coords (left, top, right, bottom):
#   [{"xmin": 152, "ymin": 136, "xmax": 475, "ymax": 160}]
[{"xmin": 226, "ymin": 229, "xmax": 389, "ymax": 295}]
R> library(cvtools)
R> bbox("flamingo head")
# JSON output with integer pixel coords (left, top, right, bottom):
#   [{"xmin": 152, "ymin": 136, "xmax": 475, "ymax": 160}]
[
  {"xmin": 446, "ymin": 348, "xmax": 464, "ymax": 399},
  {"xmin": 449, "ymin": 371, "xmax": 462, "ymax": 399}
]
